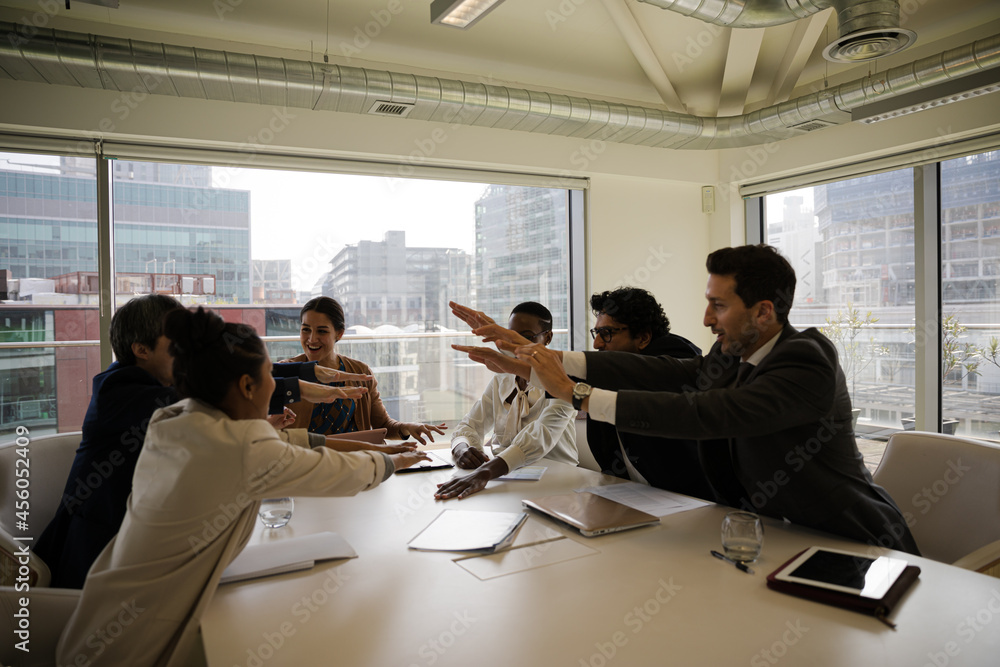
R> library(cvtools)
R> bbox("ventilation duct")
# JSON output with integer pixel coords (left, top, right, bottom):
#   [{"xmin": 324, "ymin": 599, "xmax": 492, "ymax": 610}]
[
  {"xmin": 0, "ymin": 23, "xmax": 997, "ymax": 150},
  {"xmin": 637, "ymin": 0, "xmax": 915, "ymax": 62}
]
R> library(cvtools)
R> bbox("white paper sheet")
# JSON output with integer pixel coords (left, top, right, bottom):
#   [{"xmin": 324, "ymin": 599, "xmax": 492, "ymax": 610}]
[
  {"xmin": 497, "ymin": 465, "xmax": 546, "ymax": 481},
  {"xmin": 221, "ymin": 531, "xmax": 357, "ymax": 584},
  {"xmin": 574, "ymin": 482, "xmax": 711, "ymax": 517}
]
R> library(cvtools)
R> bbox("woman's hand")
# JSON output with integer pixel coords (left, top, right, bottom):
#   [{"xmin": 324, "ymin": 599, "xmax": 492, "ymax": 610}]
[
  {"xmin": 472, "ymin": 323, "xmax": 532, "ymax": 346},
  {"xmin": 299, "ymin": 380, "xmax": 368, "ymax": 403},
  {"xmin": 265, "ymin": 407, "xmax": 296, "ymax": 430},
  {"xmin": 450, "ymin": 301, "xmax": 495, "ymax": 330},
  {"xmin": 451, "ymin": 442, "xmax": 489, "ymax": 469},
  {"xmin": 397, "ymin": 422, "xmax": 447, "ymax": 445},
  {"xmin": 373, "ymin": 441, "xmax": 418, "ymax": 454},
  {"xmin": 313, "ymin": 365, "xmax": 373, "ymax": 385},
  {"xmin": 389, "ymin": 450, "xmax": 431, "ymax": 471}
]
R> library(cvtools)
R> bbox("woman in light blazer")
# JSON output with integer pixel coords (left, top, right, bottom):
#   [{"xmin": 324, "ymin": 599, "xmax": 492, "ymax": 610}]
[{"xmin": 57, "ymin": 307, "xmax": 427, "ymax": 666}]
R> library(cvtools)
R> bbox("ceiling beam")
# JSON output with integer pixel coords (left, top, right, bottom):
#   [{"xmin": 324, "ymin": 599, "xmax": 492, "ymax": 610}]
[
  {"xmin": 600, "ymin": 0, "xmax": 687, "ymax": 113},
  {"xmin": 717, "ymin": 27, "xmax": 765, "ymax": 117},
  {"xmin": 766, "ymin": 11, "xmax": 830, "ymax": 105}
]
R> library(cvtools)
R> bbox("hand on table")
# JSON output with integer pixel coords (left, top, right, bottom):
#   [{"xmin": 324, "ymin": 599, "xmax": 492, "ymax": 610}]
[
  {"xmin": 397, "ymin": 422, "xmax": 447, "ymax": 445},
  {"xmin": 434, "ymin": 468, "xmax": 494, "ymax": 500},
  {"xmin": 451, "ymin": 442, "xmax": 489, "ymax": 469},
  {"xmin": 373, "ymin": 441, "xmax": 419, "ymax": 454},
  {"xmin": 389, "ymin": 450, "xmax": 431, "ymax": 471},
  {"xmin": 299, "ymin": 380, "xmax": 368, "ymax": 403},
  {"xmin": 313, "ymin": 365, "xmax": 373, "ymax": 385}
]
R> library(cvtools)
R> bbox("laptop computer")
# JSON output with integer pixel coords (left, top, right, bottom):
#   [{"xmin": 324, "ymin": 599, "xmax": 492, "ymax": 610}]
[{"xmin": 522, "ymin": 492, "xmax": 661, "ymax": 537}]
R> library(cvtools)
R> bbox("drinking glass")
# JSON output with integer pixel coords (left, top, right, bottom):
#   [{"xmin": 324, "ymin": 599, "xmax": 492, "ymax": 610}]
[
  {"xmin": 721, "ymin": 511, "xmax": 763, "ymax": 563},
  {"xmin": 258, "ymin": 497, "xmax": 294, "ymax": 529}
]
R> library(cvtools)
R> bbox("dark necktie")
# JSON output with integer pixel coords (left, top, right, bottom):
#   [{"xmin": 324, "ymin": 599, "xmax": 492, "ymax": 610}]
[{"xmin": 735, "ymin": 361, "xmax": 754, "ymax": 387}]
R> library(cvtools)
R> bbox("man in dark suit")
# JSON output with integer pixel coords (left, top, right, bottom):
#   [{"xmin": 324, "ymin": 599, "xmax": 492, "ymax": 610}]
[
  {"xmin": 586, "ymin": 287, "xmax": 714, "ymax": 500},
  {"xmin": 457, "ymin": 245, "xmax": 918, "ymax": 554}
]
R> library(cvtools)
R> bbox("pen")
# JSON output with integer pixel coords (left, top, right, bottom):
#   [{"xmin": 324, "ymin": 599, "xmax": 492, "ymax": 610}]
[{"xmin": 711, "ymin": 550, "xmax": 755, "ymax": 574}]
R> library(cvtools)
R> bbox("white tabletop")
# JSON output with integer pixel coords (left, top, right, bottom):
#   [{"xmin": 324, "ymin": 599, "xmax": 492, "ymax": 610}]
[{"xmin": 201, "ymin": 459, "xmax": 1000, "ymax": 667}]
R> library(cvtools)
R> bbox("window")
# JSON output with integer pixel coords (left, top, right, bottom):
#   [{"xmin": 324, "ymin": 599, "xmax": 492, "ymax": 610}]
[{"xmin": 761, "ymin": 149, "xmax": 1000, "ymax": 441}]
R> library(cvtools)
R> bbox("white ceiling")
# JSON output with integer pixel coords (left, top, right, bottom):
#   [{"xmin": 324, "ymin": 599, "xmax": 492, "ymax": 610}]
[{"xmin": 1, "ymin": 0, "xmax": 999, "ymax": 119}]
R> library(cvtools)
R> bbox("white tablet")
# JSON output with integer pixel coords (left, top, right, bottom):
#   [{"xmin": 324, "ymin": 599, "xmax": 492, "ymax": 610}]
[{"xmin": 772, "ymin": 546, "xmax": 909, "ymax": 599}]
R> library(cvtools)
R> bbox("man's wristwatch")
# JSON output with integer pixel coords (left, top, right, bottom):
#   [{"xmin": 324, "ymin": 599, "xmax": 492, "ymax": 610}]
[{"xmin": 571, "ymin": 382, "xmax": 592, "ymax": 410}]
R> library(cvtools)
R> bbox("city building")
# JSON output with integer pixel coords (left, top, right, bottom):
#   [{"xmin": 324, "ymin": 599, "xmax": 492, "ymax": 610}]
[
  {"xmin": 321, "ymin": 230, "xmax": 471, "ymax": 330},
  {"xmin": 252, "ymin": 259, "xmax": 295, "ymax": 304},
  {"xmin": 474, "ymin": 185, "xmax": 569, "ymax": 329}
]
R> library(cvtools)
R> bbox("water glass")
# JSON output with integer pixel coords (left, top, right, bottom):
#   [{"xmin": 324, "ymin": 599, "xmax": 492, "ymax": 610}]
[
  {"xmin": 721, "ymin": 511, "xmax": 763, "ymax": 563},
  {"xmin": 258, "ymin": 497, "xmax": 294, "ymax": 529}
]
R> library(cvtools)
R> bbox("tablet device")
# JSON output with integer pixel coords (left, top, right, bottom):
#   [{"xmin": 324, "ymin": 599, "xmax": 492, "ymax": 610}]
[
  {"xmin": 522, "ymin": 492, "xmax": 660, "ymax": 537},
  {"xmin": 772, "ymin": 546, "xmax": 908, "ymax": 599},
  {"xmin": 394, "ymin": 450, "xmax": 455, "ymax": 473}
]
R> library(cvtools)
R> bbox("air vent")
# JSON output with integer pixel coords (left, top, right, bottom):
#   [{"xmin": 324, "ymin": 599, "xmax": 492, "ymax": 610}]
[
  {"xmin": 823, "ymin": 28, "xmax": 916, "ymax": 63},
  {"xmin": 788, "ymin": 119, "xmax": 838, "ymax": 132},
  {"xmin": 368, "ymin": 101, "xmax": 414, "ymax": 117}
]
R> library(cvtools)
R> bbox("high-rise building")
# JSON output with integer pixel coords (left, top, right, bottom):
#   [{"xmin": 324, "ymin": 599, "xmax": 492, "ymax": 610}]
[
  {"xmin": 322, "ymin": 230, "xmax": 471, "ymax": 329},
  {"xmin": 0, "ymin": 158, "xmax": 251, "ymax": 302},
  {"xmin": 474, "ymin": 185, "xmax": 568, "ymax": 328},
  {"xmin": 768, "ymin": 195, "xmax": 820, "ymax": 305},
  {"xmin": 252, "ymin": 259, "xmax": 294, "ymax": 304}
]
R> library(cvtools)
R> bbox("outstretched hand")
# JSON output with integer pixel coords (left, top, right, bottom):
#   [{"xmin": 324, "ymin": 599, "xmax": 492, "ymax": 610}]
[
  {"xmin": 390, "ymin": 450, "xmax": 431, "ymax": 471},
  {"xmin": 513, "ymin": 343, "xmax": 573, "ymax": 401},
  {"xmin": 314, "ymin": 365, "xmax": 373, "ymax": 385},
  {"xmin": 450, "ymin": 301, "xmax": 495, "ymax": 330},
  {"xmin": 265, "ymin": 407, "xmax": 296, "ymax": 430},
  {"xmin": 452, "ymin": 344, "xmax": 531, "ymax": 378},
  {"xmin": 397, "ymin": 422, "xmax": 447, "ymax": 445},
  {"xmin": 299, "ymin": 380, "xmax": 368, "ymax": 403}
]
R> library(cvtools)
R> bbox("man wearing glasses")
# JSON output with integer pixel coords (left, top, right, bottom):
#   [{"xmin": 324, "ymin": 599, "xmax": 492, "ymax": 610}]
[
  {"xmin": 435, "ymin": 302, "xmax": 577, "ymax": 500},
  {"xmin": 588, "ymin": 287, "xmax": 714, "ymax": 499}
]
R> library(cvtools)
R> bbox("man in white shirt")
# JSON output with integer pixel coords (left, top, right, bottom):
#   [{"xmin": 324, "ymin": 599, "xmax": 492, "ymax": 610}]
[{"xmin": 435, "ymin": 302, "xmax": 577, "ymax": 500}]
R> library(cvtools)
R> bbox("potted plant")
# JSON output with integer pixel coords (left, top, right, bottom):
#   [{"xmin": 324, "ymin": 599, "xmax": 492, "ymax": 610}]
[{"xmin": 822, "ymin": 303, "xmax": 888, "ymax": 427}]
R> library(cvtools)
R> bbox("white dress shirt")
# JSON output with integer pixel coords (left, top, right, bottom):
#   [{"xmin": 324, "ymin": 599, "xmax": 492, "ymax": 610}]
[{"xmin": 451, "ymin": 374, "xmax": 578, "ymax": 470}]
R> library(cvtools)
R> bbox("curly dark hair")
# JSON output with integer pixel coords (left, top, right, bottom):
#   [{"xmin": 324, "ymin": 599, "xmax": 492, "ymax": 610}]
[
  {"xmin": 706, "ymin": 245, "xmax": 796, "ymax": 325},
  {"xmin": 590, "ymin": 287, "xmax": 670, "ymax": 340}
]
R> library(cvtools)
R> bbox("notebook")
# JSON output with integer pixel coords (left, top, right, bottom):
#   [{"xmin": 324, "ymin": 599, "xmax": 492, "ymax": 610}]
[
  {"xmin": 408, "ymin": 509, "xmax": 528, "ymax": 553},
  {"xmin": 220, "ymin": 531, "xmax": 357, "ymax": 584},
  {"xmin": 522, "ymin": 491, "xmax": 661, "ymax": 537}
]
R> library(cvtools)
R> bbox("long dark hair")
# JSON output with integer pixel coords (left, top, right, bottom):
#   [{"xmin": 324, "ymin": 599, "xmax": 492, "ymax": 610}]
[
  {"xmin": 163, "ymin": 307, "xmax": 267, "ymax": 407},
  {"xmin": 300, "ymin": 296, "xmax": 346, "ymax": 331}
]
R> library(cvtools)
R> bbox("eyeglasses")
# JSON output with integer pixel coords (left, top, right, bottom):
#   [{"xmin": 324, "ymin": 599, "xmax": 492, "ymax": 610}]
[
  {"xmin": 516, "ymin": 329, "xmax": 551, "ymax": 341},
  {"xmin": 590, "ymin": 326, "xmax": 628, "ymax": 343}
]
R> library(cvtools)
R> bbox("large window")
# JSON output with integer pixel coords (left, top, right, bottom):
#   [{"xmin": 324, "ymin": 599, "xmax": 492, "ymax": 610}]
[
  {"xmin": 0, "ymin": 150, "xmax": 578, "ymax": 435},
  {"xmin": 762, "ymin": 149, "xmax": 1000, "ymax": 441}
]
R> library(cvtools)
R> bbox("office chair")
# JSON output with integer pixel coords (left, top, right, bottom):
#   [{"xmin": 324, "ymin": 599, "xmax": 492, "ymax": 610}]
[
  {"xmin": 873, "ymin": 430, "xmax": 1000, "ymax": 565},
  {"xmin": 0, "ymin": 431, "xmax": 81, "ymax": 542}
]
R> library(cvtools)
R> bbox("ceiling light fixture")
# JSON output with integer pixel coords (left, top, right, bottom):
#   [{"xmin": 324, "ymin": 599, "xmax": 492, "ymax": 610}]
[
  {"xmin": 852, "ymin": 69, "xmax": 1000, "ymax": 124},
  {"xmin": 430, "ymin": 0, "xmax": 505, "ymax": 29}
]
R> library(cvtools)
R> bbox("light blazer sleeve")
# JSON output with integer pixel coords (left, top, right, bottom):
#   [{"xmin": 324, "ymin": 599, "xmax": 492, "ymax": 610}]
[{"xmin": 241, "ymin": 421, "xmax": 387, "ymax": 499}]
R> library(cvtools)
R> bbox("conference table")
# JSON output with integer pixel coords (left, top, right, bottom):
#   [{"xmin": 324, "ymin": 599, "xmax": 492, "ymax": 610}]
[{"xmin": 201, "ymin": 457, "xmax": 1000, "ymax": 667}]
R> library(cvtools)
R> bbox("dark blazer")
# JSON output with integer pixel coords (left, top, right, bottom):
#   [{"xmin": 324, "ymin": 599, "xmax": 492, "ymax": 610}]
[
  {"xmin": 36, "ymin": 361, "xmax": 319, "ymax": 588},
  {"xmin": 584, "ymin": 325, "xmax": 919, "ymax": 554},
  {"xmin": 586, "ymin": 333, "xmax": 715, "ymax": 500}
]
